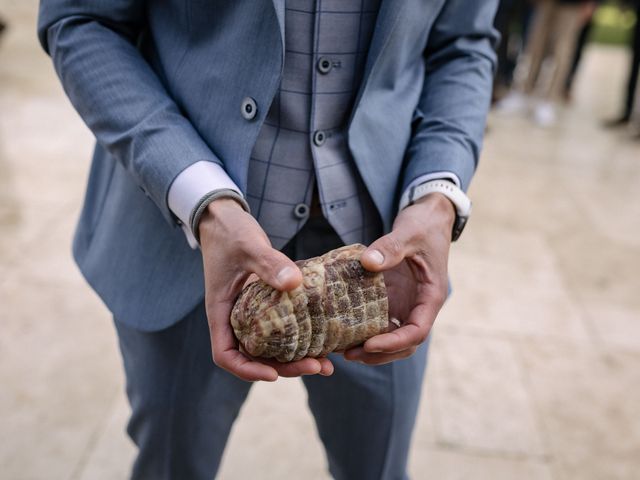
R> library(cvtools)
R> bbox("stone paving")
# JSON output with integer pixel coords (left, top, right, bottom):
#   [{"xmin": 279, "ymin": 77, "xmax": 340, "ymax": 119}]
[{"xmin": 1, "ymin": 3, "xmax": 639, "ymax": 479}]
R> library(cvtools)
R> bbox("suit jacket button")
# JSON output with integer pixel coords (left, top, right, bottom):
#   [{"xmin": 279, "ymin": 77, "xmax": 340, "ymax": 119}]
[
  {"xmin": 313, "ymin": 130, "xmax": 326, "ymax": 146},
  {"xmin": 241, "ymin": 97, "xmax": 257, "ymax": 120},
  {"xmin": 317, "ymin": 56, "xmax": 333, "ymax": 74},
  {"xmin": 293, "ymin": 203, "xmax": 310, "ymax": 220}
]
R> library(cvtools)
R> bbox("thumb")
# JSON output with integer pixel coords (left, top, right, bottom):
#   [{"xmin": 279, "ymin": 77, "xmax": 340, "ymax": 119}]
[
  {"xmin": 245, "ymin": 242, "xmax": 303, "ymax": 292},
  {"xmin": 361, "ymin": 233, "xmax": 408, "ymax": 272}
]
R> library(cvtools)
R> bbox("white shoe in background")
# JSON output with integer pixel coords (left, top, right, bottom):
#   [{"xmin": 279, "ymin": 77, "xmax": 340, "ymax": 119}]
[
  {"xmin": 495, "ymin": 92, "xmax": 529, "ymax": 115},
  {"xmin": 533, "ymin": 101, "xmax": 557, "ymax": 128}
]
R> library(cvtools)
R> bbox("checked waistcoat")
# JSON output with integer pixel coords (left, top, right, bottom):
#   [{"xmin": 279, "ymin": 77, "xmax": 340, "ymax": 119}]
[{"xmin": 246, "ymin": 0, "xmax": 384, "ymax": 250}]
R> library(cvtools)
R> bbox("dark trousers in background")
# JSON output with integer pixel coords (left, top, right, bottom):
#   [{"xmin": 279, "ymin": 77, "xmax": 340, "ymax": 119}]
[
  {"xmin": 565, "ymin": 18, "xmax": 594, "ymax": 96},
  {"xmin": 623, "ymin": 1, "xmax": 640, "ymax": 120},
  {"xmin": 494, "ymin": 0, "xmax": 533, "ymax": 93},
  {"xmin": 115, "ymin": 215, "xmax": 429, "ymax": 480}
]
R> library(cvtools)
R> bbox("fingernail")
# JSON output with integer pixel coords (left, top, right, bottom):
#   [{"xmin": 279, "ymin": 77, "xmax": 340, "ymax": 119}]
[
  {"xmin": 367, "ymin": 249, "xmax": 385, "ymax": 265},
  {"xmin": 276, "ymin": 266, "xmax": 294, "ymax": 285}
]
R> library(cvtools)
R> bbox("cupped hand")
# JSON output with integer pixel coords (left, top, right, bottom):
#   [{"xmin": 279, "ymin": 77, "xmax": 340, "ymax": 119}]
[
  {"xmin": 199, "ymin": 198, "xmax": 334, "ymax": 382},
  {"xmin": 344, "ymin": 193, "xmax": 456, "ymax": 365}
]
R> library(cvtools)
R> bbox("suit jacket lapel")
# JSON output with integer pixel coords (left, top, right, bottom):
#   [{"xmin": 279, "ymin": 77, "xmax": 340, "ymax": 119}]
[
  {"xmin": 349, "ymin": 0, "xmax": 406, "ymax": 124},
  {"xmin": 271, "ymin": 0, "xmax": 286, "ymax": 65},
  {"xmin": 362, "ymin": 0, "xmax": 406, "ymax": 86}
]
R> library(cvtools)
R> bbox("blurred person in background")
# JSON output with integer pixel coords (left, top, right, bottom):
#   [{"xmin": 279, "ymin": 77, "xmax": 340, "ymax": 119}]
[
  {"xmin": 604, "ymin": 0, "xmax": 640, "ymax": 129},
  {"xmin": 497, "ymin": 0, "xmax": 598, "ymax": 126},
  {"xmin": 37, "ymin": 1, "xmax": 499, "ymax": 479},
  {"xmin": 493, "ymin": 0, "xmax": 534, "ymax": 101},
  {"xmin": 563, "ymin": 1, "xmax": 602, "ymax": 102}
]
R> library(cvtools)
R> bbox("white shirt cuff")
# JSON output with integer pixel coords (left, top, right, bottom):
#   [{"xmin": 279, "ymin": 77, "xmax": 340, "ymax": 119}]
[
  {"xmin": 399, "ymin": 172, "xmax": 461, "ymax": 211},
  {"xmin": 168, "ymin": 161, "xmax": 244, "ymax": 249}
]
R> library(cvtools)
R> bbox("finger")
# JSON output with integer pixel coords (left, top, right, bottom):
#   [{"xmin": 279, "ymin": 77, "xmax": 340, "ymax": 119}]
[
  {"xmin": 242, "ymin": 354, "xmax": 334, "ymax": 377},
  {"xmin": 244, "ymin": 242, "xmax": 303, "ymax": 292},
  {"xmin": 360, "ymin": 232, "xmax": 409, "ymax": 272},
  {"xmin": 208, "ymin": 299, "xmax": 279, "ymax": 382},
  {"xmin": 260, "ymin": 357, "xmax": 334, "ymax": 377},
  {"xmin": 218, "ymin": 348, "xmax": 280, "ymax": 382},
  {"xmin": 344, "ymin": 346, "xmax": 417, "ymax": 365},
  {"xmin": 317, "ymin": 357, "xmax": 335, "ymax": 376},
  {"xmin": 258, "ymin": 357, "xmax": 323, "ymax": 377},
  {"xmin": 364, "ymin": 304, "xmax": 436, "ymax": 353},
  {"xmin": 362, "ymin": 326, "xmax": 425, "ymax": 354}
]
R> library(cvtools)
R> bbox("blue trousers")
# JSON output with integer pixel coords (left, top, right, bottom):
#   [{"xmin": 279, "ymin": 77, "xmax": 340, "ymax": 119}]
[{"xmin": 115, "ymin": 216, "xmax": 429, "ymax": 480}]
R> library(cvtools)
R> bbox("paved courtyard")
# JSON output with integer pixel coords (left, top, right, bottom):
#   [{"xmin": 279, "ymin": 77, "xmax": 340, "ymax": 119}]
[{"xmin": 1, "ymin": 2, "xmax": 639, "ymax": 479}]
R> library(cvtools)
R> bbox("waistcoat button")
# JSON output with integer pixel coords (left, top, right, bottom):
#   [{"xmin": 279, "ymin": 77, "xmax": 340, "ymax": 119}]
[
  {"xmin": 317, "ymin": 56, "xmax": 333, "ymax": 74},
  {"xmin": 293, "ymin": 203, "xmax": 310, "ymax": 220},
  {"xmin": 313, "ymin": 130, "xmax": 326, "ymax": 146},
  {"xmin": 241, "ymin": 97, "xmax": 257, "ymax": 120}
]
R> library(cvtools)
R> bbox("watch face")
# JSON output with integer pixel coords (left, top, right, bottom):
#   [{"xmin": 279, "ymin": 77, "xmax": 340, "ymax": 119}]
[{"xmin": 452, "ymin": 216, "xmax": 468, "ymax": 242}]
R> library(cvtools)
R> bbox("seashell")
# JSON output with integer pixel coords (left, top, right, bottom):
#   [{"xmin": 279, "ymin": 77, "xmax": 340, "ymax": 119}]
[{"xmin": 231, "ymin": 244, "xmax": 389, "ymax": 362}]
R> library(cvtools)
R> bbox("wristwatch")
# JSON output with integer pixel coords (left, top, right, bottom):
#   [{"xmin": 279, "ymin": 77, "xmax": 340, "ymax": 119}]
[{"xmin": 405, "ymin": 180, "xmax": 472, "ymax": 241}]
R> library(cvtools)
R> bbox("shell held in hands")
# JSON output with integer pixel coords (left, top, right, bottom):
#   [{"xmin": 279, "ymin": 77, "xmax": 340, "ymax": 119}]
[{"xmin": 231, "ymin": 244, "xmax": 390, "ymax": 362}]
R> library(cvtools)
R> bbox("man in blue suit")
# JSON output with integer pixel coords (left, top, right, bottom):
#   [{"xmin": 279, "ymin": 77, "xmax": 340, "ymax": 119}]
[{"xmin": 38, "ymin": 1, "xmax": 498, "ymax": 478}]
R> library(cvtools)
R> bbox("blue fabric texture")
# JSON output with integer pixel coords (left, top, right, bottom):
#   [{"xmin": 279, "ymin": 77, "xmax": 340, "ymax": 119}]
[
  {"xmin": 246, "ymin": 0, "xmax": 384, "ymax": 249},
  {"xmin": 37, "ymin": 0, "xmax": 499, "ymax": 331}
]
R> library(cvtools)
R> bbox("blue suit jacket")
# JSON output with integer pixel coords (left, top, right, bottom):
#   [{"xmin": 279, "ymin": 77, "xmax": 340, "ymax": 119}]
[{"xmin": 38, "ymin": 0, "xmax": 498, "ymax": 331}]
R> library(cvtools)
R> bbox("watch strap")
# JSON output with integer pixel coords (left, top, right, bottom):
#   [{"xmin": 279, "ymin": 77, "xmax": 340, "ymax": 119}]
[
  {"xmin": 405, "ymin": 180, "xmax": 472, "ymax": 242},
  {"xmin": 190, "ymin": 189, "xmax": 251, "ymax": 244}
]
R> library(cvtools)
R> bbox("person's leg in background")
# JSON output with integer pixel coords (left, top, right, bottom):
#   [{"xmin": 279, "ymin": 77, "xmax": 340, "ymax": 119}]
[
  {"xmin": 531, "ymin": 3, "xmax": 585, "ymax": 126},
  {"xmin": 630, "ymin": 1, "xmax": 640, "ymax": 135},
  {"xmin": 520, "ymin": 1, "xmax": 536, "ymax": 48},
  {"xmin": 116, "ymin": 304, "xmax": 252, "ymax": 480},
  {"xmin": 607, "ymin": 0, "xmax": 640, "ymax": 127},
  {"xmin": 495, "ymin": 0, "xmax": 556, "ymax": 113},
  {"xmin": 287, "ymin": 216, "xmax": 429, "ymax": 480},
  {"xmin": 564, "ymin": 15, "xmax": 595, "ymax": 102},
  {"xmin": 494, "ymin": 0, "xmax": 519, "ymax": 101},
  {"xmin": 520, "ymin": 0, "xmax": 556, "ymax": 96}
]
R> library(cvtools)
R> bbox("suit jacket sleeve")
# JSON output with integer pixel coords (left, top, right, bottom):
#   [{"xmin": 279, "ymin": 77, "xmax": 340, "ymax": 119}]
[
  {"xmin": 401, "ymin": 0, "xmax": 499, "ymax": 194},
  {"xmin": 37, "ymin": 0, "xmax": 226, "ymax": 225}
]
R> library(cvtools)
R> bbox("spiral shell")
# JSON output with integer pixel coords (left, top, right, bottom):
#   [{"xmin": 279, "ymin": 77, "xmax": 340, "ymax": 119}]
[{"xmin": 231, "ymin": 244, "xmax": 389, "ymax": 362}]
